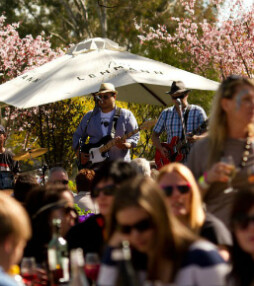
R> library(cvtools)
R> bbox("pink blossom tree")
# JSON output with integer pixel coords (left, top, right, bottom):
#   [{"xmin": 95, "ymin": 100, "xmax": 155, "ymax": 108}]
[
  {"xmin": 0, "ymin": 15, "xmax": 85, "ymax": 170},
  {"xmin": 138, "ymin": 0, "xmax": 254, "ymax": 80}
]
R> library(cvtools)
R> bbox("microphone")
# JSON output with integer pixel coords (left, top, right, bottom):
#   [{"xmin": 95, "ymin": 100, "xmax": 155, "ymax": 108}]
[
  {"xmin": 94, "ymin": 95, "xmax": 103, "ymax": 103},
  {"xmin": 176, "ymin": 98, "xmax": 181, "ymax": 106}
]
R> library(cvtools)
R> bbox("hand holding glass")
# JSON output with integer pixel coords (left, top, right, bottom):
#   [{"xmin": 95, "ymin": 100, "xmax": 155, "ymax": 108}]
[{"xmin": 220, "ymin": 156, "xmax": 237, "ymax": 193}]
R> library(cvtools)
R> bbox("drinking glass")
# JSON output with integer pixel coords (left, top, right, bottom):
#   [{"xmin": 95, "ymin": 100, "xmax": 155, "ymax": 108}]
[
  {"xmin": 20, "ymin": 257, "xmax": 37, "ymax": 286},
  {"xmin": 84, "ymin": 253, "xmax": 100, "ymax": 285},
  {"xmin": 220, "ymin": 155, "xmax": 237, "ymax": 194}
]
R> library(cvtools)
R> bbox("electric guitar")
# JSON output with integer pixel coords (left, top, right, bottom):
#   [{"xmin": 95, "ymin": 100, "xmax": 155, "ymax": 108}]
[
  {"xmin": 155, "ymin": 119, "xmax": 208, "ymax": 169},
  {"xmin": 78, "ymin": 119, "xmax": 157, "ymax": 169}
]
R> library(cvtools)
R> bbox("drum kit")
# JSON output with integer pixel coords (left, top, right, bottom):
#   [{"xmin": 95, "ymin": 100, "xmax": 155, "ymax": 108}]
[
  {"xmin": 0, "ymin": 147, "xmax": 49, "ymax": 193},
  {"xmin": 13, "ymin": 147, "xmax": 48, "ymax": 161}
]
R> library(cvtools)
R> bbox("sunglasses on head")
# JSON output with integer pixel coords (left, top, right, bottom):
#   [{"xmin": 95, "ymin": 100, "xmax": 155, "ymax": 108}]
[
  {"xmin": 117, "ymin": 217, "xmax": 153, "ymax": 234},
  {"xmin": 233, "ymin": 214, "xmax": 254, "ymax": 230},
  {"xmin": 221, "ymin": 75, "xmax": 248, "ymax": 97},
  {"xmin": 160, "ymin": 183, "xmax": 191, "ymax": 196},
  {"xmin": 92, "ymin": 184, "xmax": 116, "ymax": 198}
]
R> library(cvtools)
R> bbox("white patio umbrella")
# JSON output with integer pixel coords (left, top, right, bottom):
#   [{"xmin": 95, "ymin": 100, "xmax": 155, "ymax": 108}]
[{"xmin": 0, "ymin": 38, "xmax": 219, "ymax": 109}]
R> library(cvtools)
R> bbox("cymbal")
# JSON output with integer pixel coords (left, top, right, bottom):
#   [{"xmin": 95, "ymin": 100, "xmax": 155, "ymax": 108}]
[{"xmin": 13, "ymin": 148, "xmax": 48, "ymax": 161}]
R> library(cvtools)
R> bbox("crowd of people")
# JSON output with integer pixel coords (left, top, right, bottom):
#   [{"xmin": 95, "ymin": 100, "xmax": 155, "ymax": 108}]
[{"xmin": 0, "ymin": 75, "xmax": 254, "ymax": 286}]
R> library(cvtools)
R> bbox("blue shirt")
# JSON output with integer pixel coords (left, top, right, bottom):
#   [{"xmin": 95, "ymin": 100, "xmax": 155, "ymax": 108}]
[
  {"xmin": 73, "ymin": 106, "xmax": 139, "ymax": 161},
  {"xmin": 153, "ymin": 104, "xmax": 207, "ymax": 143},
  {"xmin": 0, "ymin": 267, "xmax": 18, "ymax": 286}
]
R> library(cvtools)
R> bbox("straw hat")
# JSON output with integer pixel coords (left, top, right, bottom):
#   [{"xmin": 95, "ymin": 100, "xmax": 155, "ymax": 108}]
[{"xmin": 96, "ymin": 83, "xmax": 118, "ymax": 95}]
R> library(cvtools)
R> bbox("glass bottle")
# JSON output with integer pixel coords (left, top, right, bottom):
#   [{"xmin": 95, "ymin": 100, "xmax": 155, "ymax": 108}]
[
  {"xmin": 69, "ymin": 248, "xmax": 89, "ymax": 286},
  {"xmin": 47, "ymin": 218, "xmax": 69, "ymax": 285},
  {"xmin": 118, "ymin": 240, "xmax": 140, "ymax": 286}
]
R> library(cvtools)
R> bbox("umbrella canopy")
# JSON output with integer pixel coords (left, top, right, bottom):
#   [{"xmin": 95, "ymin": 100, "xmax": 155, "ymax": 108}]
[{"xmin": 0, "ymin": 38, "xmax": 219, "ymax": 109}]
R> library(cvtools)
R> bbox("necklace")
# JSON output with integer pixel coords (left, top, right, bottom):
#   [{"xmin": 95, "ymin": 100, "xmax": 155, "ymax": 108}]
[{"xmin": 240, "ymin": 136, "xmax": 252, "ymax": 168}]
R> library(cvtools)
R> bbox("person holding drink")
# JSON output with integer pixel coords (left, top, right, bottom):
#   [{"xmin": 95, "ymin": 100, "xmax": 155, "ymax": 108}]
[{"xmin": 187, "ymin": 75, "xmax": 254, "ymax": 228}]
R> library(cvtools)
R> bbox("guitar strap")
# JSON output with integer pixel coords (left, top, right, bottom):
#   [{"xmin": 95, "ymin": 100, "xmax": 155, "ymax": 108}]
[{"xmin": 110, "ymin": 107, "xmax": 121, "ymax": 138}]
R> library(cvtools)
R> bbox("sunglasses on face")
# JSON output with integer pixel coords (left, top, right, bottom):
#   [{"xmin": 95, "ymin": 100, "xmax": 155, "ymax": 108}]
[
  {"xmin": 0, "ymin": 131, "xmax": 5, "ymax": 135},
  {"xmin": 234, "ymin": 214, "xmax": 254, "ymax": 230},
  {"xmin": 117, "ymin": 217, "xmax": 153, "ymax": 234},
  {"xmin": 64, "ymin": 206, "xmax": 78, "ymax": 216},
  {"xmin": 171, "ymin": 93, "xmax": 188, "ymax": 100},
  {"xmin": 99, "ymin": 94, "xmax": 114, "ymax": 100},
  {"xmin": 92, "ymin": 184, "xmax": 116, "ymax": 198},
  {"xmin": 54, "ymin": 180, "xmax": 69, "ymax": 185},
  {"xmin": 160, "ymin": 183, "xmax": 191, "ymax": 196}
]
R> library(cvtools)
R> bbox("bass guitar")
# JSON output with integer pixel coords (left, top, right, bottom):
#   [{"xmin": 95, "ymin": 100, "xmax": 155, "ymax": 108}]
[
  {"xmin": 78, "ymin": 119, "xmax": 157, "ymax": 169},
  {"xmin": 155, "ymin": 119, "xmax": 208, "ymax": 169}
]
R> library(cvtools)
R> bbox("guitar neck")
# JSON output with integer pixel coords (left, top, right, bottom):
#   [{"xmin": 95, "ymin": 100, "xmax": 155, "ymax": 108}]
[{"xmin": 99, "ymin": 128, "xmax": 139, "ymax": 153}]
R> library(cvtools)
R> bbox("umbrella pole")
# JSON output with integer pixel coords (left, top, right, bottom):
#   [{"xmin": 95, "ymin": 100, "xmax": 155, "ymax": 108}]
[{"xmin": 139, "ymin": 83, "xmax": 167, "ymax": 106}]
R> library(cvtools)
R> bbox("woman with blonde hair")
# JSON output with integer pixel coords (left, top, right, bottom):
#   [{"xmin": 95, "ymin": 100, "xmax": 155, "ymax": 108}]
[
  {"xmin": 0, "ymin": 193, "xmax": 31, "ymax": 285},
  {"xmin": 188, "ymin": 75, "xmax": 254, "ymax": 228},
  {"xmin": 158, "ymin": 163, "xmax": 232, "ymax": 259},
  {"xmin": 98, "ymin": 176, "xmax": 229, "ymax": 286}
]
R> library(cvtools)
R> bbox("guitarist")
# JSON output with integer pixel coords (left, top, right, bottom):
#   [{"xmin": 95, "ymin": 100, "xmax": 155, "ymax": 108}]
[
  {"xmin": 152, "ymin": 81, "xmax": 207, "ymax": 165},
  {"xmin": 73, "ymin": 83, "xmax": 139, "ymax": 169}
]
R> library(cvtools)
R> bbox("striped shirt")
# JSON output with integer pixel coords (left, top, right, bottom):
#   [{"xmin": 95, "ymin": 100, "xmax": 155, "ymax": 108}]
[
  {"xmin": 153, "ymin": 105, "xmax": 207, "ymax": 143},
  {"xmin": 97, "ymin": 240, "xmax": 229, "ymax": 286}
]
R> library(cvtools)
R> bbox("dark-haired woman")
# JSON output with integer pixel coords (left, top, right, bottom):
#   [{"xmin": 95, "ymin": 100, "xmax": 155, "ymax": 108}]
[
  {"xmin": 24, "ymin": 184, "xmax": 77, "ymax": 264},
  {"xmin": 98, "ymin": 176, "xmax": 229, "ymax": 286},
  {"xmin": 66, "ymin": 160, "xmax": 137, "ymax": 257},
  {"xmin": 228, "ymin": 188, "xmax": 254, "ymax": 286}
]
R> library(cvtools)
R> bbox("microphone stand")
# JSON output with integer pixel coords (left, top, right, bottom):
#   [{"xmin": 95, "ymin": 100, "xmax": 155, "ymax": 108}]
[
  {"xmin": 41, "ymin": 163, "xmax": 48, "ymax": 185},
  {"xmin": 176, "ymin": 99, "xmax": 188, "ymax": 149}
]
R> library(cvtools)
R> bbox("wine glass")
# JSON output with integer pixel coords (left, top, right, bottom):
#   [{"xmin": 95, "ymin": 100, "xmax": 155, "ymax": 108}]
[
  {"xmin": 220, "ymin": 155, "xmax": 237, "ymax": 194},
  {"xmin": 20, "ymin": 257, "xmax": 37, "ymax": 286},
  {"xmin": 84, "ymin": 253, "xmax": 100, "ymax": 285}
]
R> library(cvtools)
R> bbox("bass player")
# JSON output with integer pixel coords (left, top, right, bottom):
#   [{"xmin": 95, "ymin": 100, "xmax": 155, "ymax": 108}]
[
  {"xmin": 152, "ymin": 81, "xmax": 207, "ymax": 167},
  {"xmin": 73, "ymin": 83, "xmax": 139, "ymax": 169}
]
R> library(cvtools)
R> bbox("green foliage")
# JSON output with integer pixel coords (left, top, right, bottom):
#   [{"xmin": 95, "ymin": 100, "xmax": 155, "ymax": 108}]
[{"xmin": 74, "ymin": 203, "xmax": 93, "ymax": 215}]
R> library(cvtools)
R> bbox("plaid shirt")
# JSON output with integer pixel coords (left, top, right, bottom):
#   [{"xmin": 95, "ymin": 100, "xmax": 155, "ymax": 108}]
[{"xmin": 153, "ymin": 104, "xmax": 207, "ymax": 143}]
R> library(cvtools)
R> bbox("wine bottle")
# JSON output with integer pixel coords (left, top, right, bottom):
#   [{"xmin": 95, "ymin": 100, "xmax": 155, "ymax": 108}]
[
  {"xmin": 69, "ymin": 248, "xmax": 90, "ymax": 286},
  {"xmin": 117, "ymin": 240, "xmax": 140, "ymax": 286},
  {"xmin": 47, "ymin": 218, "xmax": 69, "ymax": 285}
]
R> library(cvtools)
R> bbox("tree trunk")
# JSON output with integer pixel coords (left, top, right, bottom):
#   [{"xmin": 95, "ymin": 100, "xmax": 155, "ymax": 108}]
[{"xmin": 96, "ymin": 0, "xmax": 108, "ymax": 37}]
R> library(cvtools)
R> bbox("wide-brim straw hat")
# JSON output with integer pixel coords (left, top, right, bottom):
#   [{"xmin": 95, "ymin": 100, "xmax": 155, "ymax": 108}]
[{"xmin": 96, "ymin": 83, "xmax": 118, "ymax": 95}]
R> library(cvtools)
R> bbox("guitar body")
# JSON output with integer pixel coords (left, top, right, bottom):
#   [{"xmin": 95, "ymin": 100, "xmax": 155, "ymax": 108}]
[
  {"xmin": 79, "ymin": 135, "xmax": 111, "ymax": 169},
  {"xmin": 155, "ymin": 119, "xmax": 208, "ymax": 169},
  {"xmin": 155, "ymin": 138, "xmax": 185, "ymax": 169}
]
